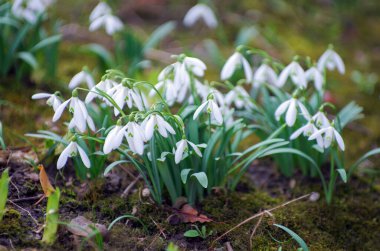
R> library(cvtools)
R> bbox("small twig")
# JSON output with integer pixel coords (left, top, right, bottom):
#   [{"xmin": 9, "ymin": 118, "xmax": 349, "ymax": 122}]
[
  {"xmin": 150, "ymin": 216, "xmax": 167, "ymax": 239},
  {"xmin": 8, "ymin": 200, "xmax": 40, "ymax": 227},
  {"xmin": 11, "ymin": 194, "xmax": 43, "ymax": 203},
  {"xmin": 249, "ymin": 212, "xmax": 264, "ymax": 250},
  {"xmin": 121, "ymin": 175, "xmax": 141, "ymax": 198},
  {"xmin": 9, "ymin": 178, "xmax": 20, "ymax": 199},
  {"xmin": 211, "ymin": 193, "xmax": 311, "ymax": 247}
]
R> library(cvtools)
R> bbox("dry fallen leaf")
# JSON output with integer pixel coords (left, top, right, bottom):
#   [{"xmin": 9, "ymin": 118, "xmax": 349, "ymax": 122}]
[
  {"xmin": 67, "ymin": 216, "xmax": 108, "ymax": 238},
  {"xmin": 38, "ymin": 164, "xmax": 55, "ymax": 197},
  {"xmin": 178, "ymin": 204, "xmax": 212, "ymax": 223}
]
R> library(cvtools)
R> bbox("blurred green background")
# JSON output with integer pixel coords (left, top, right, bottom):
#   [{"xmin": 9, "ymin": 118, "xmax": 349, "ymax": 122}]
[{"xmin": 1, "ymin": 0, "xmax": 379, "ymax": 167}]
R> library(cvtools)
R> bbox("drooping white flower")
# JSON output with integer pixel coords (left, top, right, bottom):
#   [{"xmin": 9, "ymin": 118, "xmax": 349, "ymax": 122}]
[
  {"xmin": 89, "ymin": 2, "xmax": 111, "ymax": 21},
  {"xmin": 120, "ymin": 121, "xmax": 146, "ymax": 155},
  {"xmin": 193, "ymin": 95, "xmax": 223, "ymax": 125},
  {"xmin": 290, "ymin": 119, "xmax": 324, "ymax": 148},
  {"xmin": 103, "ymin": 125, "xmax": 123, "ymax": 154},
  {"xmin": 221, "ymin": 52, "xmax": 253, "ymax": 82},
  {"xmin": 32, "ymin": 92, "xmax": 62, "ymax": 111},
  {"xmin": 317, "ymin": 48, "xmax": 345, "ymax": 74},
  {"xmin": 143, "ymin": 114, "xmax": 176, "ymax": 140},
  {"xmin": 312, "ymin": 111, "xmax": 330, "ymax": 128},
  {"xmin": 150, "ymin": 79, "xmax": 178, "ymax": 106},
  {"xmin": 89, "ymin": 14, "xmax": 123, "ymax": 35},
  {"xmin": 155, "ymin": 55, "xmax": 207, "ymax": 105},
  {"xmin": 106, "ymin": 83, "xmax": 144, "ymax": 115},
  {"xmin": 275, "ymin": 98, "xmax": 310, "ymax": 127},
  {"xmin": 57, "ymin": 141, "xmax": 90, "ymax": 169},
  {"xmin": 85, "ymin": 79, "xmax": 116, "ymax": 103},
  {"xmin": 277, "ymin": 61, "xmax": 306, "ymax": 88},
  {"xmin": 225, "ymin": 86, "xmax": 253, "ymax": 110},
  {"xmin": 68, "ymin": 70, "xmax": 95, "ymax": 89},
  {"xmin": 305, "ymin": 67, "xmax": 323, "ymax": 90},
  {"xmin": 12, "ymin": 0, "xmax": 53, "ymax": 23},
  {"xmin": 253, "ymin": 64, "xmax": 278, "ymax": 88},
  {"xmin": 309, "ymin": 125, "xmax": 345, "ymax": 151},
  {"xmin": 174, "ymin": 139, "xmax": 206, "ymax": 164},
  {"xmin": 53, "ymin": 94, "xmax": 95, "ymax": 133},
  {"xmin": 183, "ymin": 3, "xmax": 218, "ymax": 29}
]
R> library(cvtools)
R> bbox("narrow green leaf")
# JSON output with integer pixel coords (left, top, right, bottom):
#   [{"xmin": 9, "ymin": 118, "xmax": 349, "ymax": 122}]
[
  {"xmin": 108, "ymin": 214, "xmax": 147, "ymax": 232},
  {"xmin": 42, "ymin": 187, "xmax": 60, "ymax": 245},
  {"xmin": 349, "ymin": 148, "xmax": 380, "ymax": 177},
  {"xmin": 273, "ymin": 224, "xmax": 309, "ymax": 251},
  {"xmin": 104, "ymin": 160, "xmax": 129, "ymax": 175},
  {"xmin": 0, "ymin": 168, "xmax": 9, "ymax": 221},
  {"xmin": 30, "ymin": 34, "xmax": 62, "ymax": 52},
  {"xmin": 336, "ymin": 169, "xmax": 347, "ymax": 183},
  {"xmin": 143, "ymin": 21, "xmax": 176, "ymax": 52},
  {"xmin": 191, "ymin": 172, "xmax": 208, "ymax": 188},
  {"xmin": 18, "ymin": 52, "xmax": 38, "ymax": 69}
]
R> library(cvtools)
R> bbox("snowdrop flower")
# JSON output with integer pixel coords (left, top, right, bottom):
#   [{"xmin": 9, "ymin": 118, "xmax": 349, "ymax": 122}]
[
  {"xmin": 275, "ymin": 98, "xmax": 309, "ymax": 127},
  {"xmin": 277, "ymin": 61, "xmax": 306, "ymax": 88},
  {"xmin": 120, "ymin": 121, "xmax": 146, "ymax": 155},
  {"xmin": 107, "ymin": 82, "xmax": 144, "ymax": 115},
  {"xmin": 312, "ymin": 111, "xmax": 330, "ymax": 128},
  {"xmin": 155, "ymin": 55, "xmax": 207, "ymax": 105},
  {"xmin": 221, "ymin": 51, "xmax": 253, "ymax": 82},
  {"xmin": 89, "ymin": 2, "xmax": 123, "ymax": 35},
  {"xmin": 143, "ymin": 114, "xmax": 176, "ymax": 140},
  {"xmin": 290, "ymin": 119, "xmax": 323, "ymax": 148},
  {"xmin": 150, "ymin": 79, "xmax": 178, "ymax": 106},
  {"xmin": 175, "ymin": 139, "xmax": 206, "ymax": 164},
  {"xmin": 12, "ymin": 0, "xmax": 53, "ymax": 23},
  {"xmin": 90, "ymin": 14, "xmax": 123, "ymax": 35},
  {"xmin": 57, "ymin": 140, "xmax": 90, "ymax": 169},
  {"xmin": 193, "ymin": 94, "xmax": 223, "ymax": 125},
  {"xmin": 225, "ymin": 86, "xmax": 253, "ymax": 110},
  {"xmin": 305, "ymin": 67, "xmax": 323, "ymax": 90},
  {"xmin": 85, "ymin": 79, "xmax": 116, "ymax": 103},
  {"xmin": 309, "ymin": 124, "xmax": 345, "ymax": 151},
  {"xmin": 253, "ymin": 64, "xmax": 278, "ymax": 88},
  {"xmin": 32, "ymin": 92, "xmax": 62, "ymax": 111},
  {"xmin": 183, "ymin": 3, "xmax": 218, "ymax": 29},
  {"xmin": 53, "ymin": 90, "xmax": 95, "ymax": 133},
  {"xmin": 317, "ymin": 48, "xmax": 345, "ymax": 74},
  {"xmin": 68, "ymin": 69, "xmax": 95, "ymax": 89},
  {"xmin": 103, "ymin": 123, "xmax": 124, "ymax": 154},
  {"xmin": 89, "ymin": 2, "xmax": 111, "ymax": 21}
]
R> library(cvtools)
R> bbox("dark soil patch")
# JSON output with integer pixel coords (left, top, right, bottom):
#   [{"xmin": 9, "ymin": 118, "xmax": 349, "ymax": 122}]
[{"xmin": 1, "ymin": 153, "xmax": 379, "ymax": 250}]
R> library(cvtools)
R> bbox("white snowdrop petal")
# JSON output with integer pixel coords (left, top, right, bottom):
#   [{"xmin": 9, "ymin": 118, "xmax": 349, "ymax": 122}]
[
  {"xmin": 274, "ymin": 100, "xmax": 291, "ymax": 120},
  {"xmin": 285, "ymin": 99, "xmax": 297, "ymax": 127},
  {"xmin": 52, "ymin": 99, "xmax": 70, "ymax": 122},
  {"xmin": 77, "ymin": 145, "xmax": 91, "ymax": 168},
  {"xmin": 334, "ymin": 129, "xmax": 345, "ymax": 151},
  {"xmin": 32, "ymin": 93, "xmax": 52, "ymax": 99}
]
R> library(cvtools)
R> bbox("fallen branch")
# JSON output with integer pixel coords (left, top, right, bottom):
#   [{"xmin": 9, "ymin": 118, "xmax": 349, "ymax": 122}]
[{"xmin": 211, "ymin": 193, "xmax": 313, "ymax": 247}]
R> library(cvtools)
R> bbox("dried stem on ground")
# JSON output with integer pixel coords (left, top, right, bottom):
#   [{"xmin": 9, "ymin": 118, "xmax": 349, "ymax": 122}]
[{"xmin": 211, "ymin": 193, "xmax": 313, "ymax": 247}]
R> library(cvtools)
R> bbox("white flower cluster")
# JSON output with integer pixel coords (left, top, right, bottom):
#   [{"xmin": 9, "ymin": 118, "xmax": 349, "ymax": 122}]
[{"xmin": 12, "ymin": 0, "xmax": 54, "ymax": 23}]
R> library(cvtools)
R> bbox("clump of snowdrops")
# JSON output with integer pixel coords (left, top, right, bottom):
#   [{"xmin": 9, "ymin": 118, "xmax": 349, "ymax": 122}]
[
  {"xmin": 30, "ymin": 52, "xmax": 296, "ymax": 205},
  {"xmin": 0, "ymin": 0, "xmax": 61, "ymax": 82}
]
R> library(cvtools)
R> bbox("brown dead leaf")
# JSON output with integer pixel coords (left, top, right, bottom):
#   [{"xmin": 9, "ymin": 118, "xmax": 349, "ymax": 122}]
[
  {"xmin": 67, "ymin": 216, "xmax": 108, "ymax": 238},
  {"xmin": 38, "ymin": 164, "xmax": 55, "ymax": 197},
  {"xmin": 177, "ymin": 204, "xmax": 212, "ymax": 223}
]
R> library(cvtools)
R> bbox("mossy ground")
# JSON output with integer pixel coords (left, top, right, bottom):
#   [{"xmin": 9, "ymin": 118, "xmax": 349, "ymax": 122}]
[{"xmin": 2, "ymin": 161, "xmax": 379, "ymax": 250}]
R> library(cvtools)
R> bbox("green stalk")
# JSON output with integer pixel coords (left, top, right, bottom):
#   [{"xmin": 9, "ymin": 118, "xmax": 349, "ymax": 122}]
[
  {"xmin": 326, "ymin": 150, "xmax": 336, "ymax": 204},
  {"xmin": 0, "ymin": 168, "xmax": 9, "ymax": 221},
  {"xmin": 42, "ymin": 188, "xmax": 61, "ymax": 245}
]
